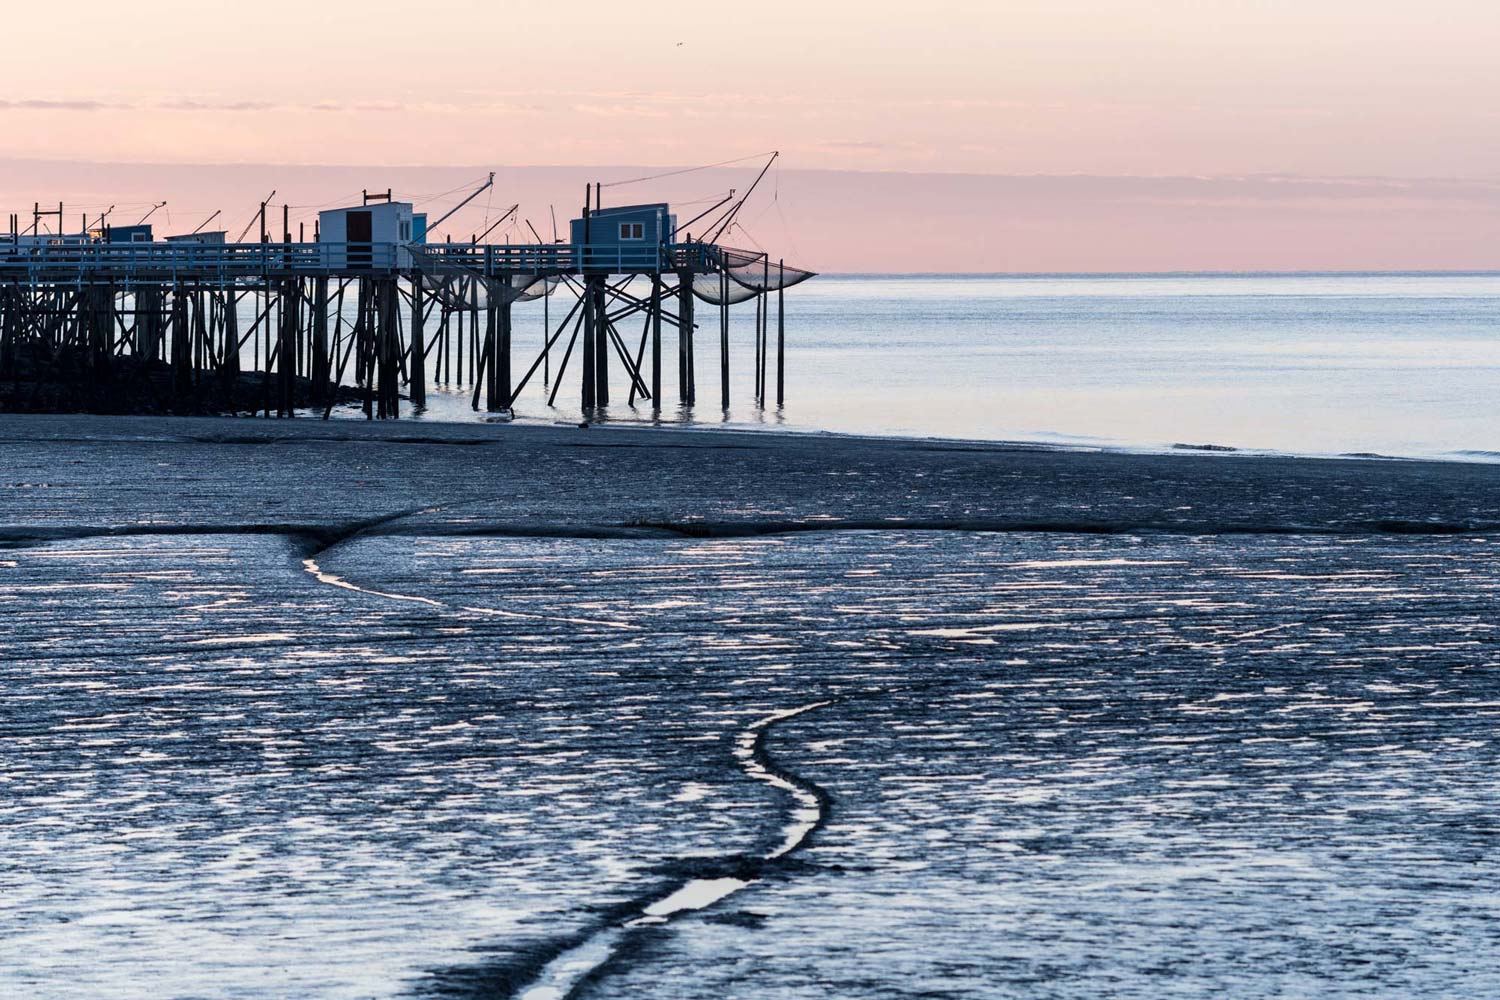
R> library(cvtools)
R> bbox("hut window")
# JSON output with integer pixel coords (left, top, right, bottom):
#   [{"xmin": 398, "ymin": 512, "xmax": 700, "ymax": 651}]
[{"xmin": 620, "ymin": 222, "xmax": 644, "ymax": 240}]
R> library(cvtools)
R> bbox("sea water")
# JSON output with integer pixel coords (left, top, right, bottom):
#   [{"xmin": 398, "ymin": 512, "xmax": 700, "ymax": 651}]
[{"xmin": 386, "ymin": 272, "xmax": 1500, "ymax": 459}]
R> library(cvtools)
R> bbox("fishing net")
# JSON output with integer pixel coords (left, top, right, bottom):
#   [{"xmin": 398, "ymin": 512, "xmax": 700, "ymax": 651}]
[
  {"xmin": 410, "ymin": 245, "xmax": 558, "ymax": 306},
  {"xmin": 690, "ymin": 246, "xmax": 816, "ymax": 305},
  {"xmin": 511, "ymin": 275, "xmax": 559, "ymax": 302}
]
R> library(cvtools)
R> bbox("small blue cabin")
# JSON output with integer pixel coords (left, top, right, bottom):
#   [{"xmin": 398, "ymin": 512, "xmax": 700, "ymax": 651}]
[
  {"xmin": 105, "ymin": 224, "xmax": 153, "ymax": 244},
  {"xmin": 570, "ymin": 203, "xmax": 676, "ymax": 254}
]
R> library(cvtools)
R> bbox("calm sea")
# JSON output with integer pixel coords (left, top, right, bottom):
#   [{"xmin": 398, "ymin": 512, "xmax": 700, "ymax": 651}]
[{"xmin": 393, "ymin": 272, "xmax": 1500, "ymax": 459}]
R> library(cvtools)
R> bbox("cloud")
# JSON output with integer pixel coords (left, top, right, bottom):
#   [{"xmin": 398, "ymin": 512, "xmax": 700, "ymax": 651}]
[
  {"xmin": 0, "ymin": 99, "xmax": 118, "ymax": 111},
  {"xmin": 0, "ymin": 96, "xmax": 562, "ymax": 119},
  {"xmin": 158, "ymin": 99, "xmax": 278, "ymax": 112}
]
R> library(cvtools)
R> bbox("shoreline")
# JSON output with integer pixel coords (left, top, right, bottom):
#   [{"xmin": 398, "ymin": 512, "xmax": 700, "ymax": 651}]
[
  {"xmin": 5, "ymin": 411, "xmax": 1500, "ymax": 545},
  {"xmin": 0, "ymin": 407, "xmax": 1491, "ymax": 471}
]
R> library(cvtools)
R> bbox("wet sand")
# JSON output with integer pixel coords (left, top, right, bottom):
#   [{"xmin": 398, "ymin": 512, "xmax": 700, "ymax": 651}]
[
  {"xmin": 3, "ymin": 414, "xmax": 1500, "ymax": 998},
  {"xmin": 4, "ymin": 412, "xmax": 1500, "ymax": 540}
]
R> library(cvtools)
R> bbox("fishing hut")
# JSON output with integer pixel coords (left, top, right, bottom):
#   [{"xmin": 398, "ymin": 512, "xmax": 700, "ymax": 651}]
[
  {"xmin": 0, "ymin": 155, "xmax": 813, "ymax": 420},
  {"xmin": 105, "ymin": 224, "xmax": 154, "ymax": 244},
  {"xmin": 318, "ymin": 199, "xmax": 424, "ymax": 270},
  {"xmin": 165, "ymin": 231, "xmax": 226, "ymax": 245}
]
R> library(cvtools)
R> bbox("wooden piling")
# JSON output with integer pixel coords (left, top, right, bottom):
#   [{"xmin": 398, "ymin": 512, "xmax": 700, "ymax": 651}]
[
  {"xmin": 409, "ymin": 276, "xmax": 425, "ymax": 408},
  {"xmin": 650, "ymin": 274, "xmax": 662, "ymax": 413},
  {"xmin": 581, "ymin": 277, "xmax": 597, "ymax": 411},
  {"xmin": 777, "ymin": 259, "xmax": 785, "ymax": 408},
  {"xmin": 499, "ymin": 289, "xmax": 512, "ymax": 410},
  {"xmin": 593, "ymin": 278, "xmax": 609, "ymax": 407},
  {"xmin": 677, "ymin": 272, "xmax": 694, "ymax": 406},
  {"xmin": 720, "ymin": 269, "xmax": 730, "ymax": 410}
]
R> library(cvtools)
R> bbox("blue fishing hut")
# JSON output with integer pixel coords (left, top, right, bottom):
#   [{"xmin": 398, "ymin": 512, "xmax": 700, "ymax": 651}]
[
  {"xmin": 105, "ymin": 224, "xmax": 153, "ymax": 243},
  {"xmin": 570, "ymin": 203, "xmax": 676, "ymax": 269}
]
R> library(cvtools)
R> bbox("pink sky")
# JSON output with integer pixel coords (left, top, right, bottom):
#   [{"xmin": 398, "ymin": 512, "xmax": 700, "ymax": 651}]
[{"xmin": 4, "ymin": 1, "xmax": 1500, "ymax": 271}]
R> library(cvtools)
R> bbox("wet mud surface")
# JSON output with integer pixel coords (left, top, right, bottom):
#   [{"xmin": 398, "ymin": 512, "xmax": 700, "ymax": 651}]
[{"xmin": 3, "ymin": 415, "xmax": 1499, "ymax": 997}]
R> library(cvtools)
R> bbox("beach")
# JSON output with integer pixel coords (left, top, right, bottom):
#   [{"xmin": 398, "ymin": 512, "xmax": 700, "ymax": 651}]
[{"xmin": 4, "ymin": 414, "xmax": 1500, "ymax": 998}]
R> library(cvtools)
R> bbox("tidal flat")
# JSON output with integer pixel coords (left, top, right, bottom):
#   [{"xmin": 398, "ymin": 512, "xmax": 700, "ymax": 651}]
[{"xmin": 3, "ymin": 414, "xmax": 1500, "ymax": 998}]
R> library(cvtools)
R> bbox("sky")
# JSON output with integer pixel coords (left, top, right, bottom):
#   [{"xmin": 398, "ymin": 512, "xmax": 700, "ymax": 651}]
[{"xmin": 3, "ymin": 1, "xmax": 1499, "ymax": 271}]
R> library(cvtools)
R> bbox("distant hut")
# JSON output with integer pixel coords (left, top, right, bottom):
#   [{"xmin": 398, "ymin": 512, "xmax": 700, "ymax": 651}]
[{"xmin": 165, "ymin": 231, "xmax": 227, "ymax": 245}]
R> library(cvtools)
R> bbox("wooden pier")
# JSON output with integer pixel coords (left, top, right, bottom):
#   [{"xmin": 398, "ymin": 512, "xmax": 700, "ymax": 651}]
[{"xmin": 0, "ymin": 235, "xmax": 810, "ymax": 419}]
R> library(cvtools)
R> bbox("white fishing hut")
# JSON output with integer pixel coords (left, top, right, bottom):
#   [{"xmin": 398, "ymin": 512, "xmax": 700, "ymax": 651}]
[{"xmin": 318, "ymin": 201, "xmax": 427, "ymax": 269}]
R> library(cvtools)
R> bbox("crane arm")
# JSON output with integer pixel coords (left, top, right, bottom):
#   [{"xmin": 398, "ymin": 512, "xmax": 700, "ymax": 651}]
[
  {"xmin": 235, "ymin": 191, "xmax": 275, "ymax": 243},
  {"xmin": 426, "ymin": 172, "xmax": 495, "ymax": 235}
]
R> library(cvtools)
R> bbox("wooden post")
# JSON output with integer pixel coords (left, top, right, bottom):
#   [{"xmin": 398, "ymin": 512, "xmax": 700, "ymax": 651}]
[
  {"xmin": 593, "ymin": 277, "xmax": 609, "ymax": 407},
  {"xmin": 455, "ymin": 276, "xmax": 466, "ymax": 385},
  {"xmin": 499, "ymin": 288, "xmax": 512, "ymax": 409},
  {"xmin": 223, "ymin": 288, "xmax": 240, "ymax": 391},
  {"xmin": 310, "ymin": 281, "xmax": 328, "ymax": 406},
  {"xmin": 776, "ymin": 259, "xmax": 785, "ymax": 408},
  {"xmin": 753, "ymin": 288, "xmax": 763, "ymax": 406},
  {"xmin": 677, "ymin": 272, "xmax": 693, "ymax": 406},
  {"xmin": 720, "ymin": 269, "xmax": 730, "ymax": 410},
  {"xmin": 409, "ymin": 275, "xmax": 426, "ymax": 408},
  {"xmin": 390, "ymin": 279, "xmax": 402, "ymax": 419},
  {"xmin": 581, "ymin": 278, "xmax": 596, "ymax": 411},
  {"xmin": 357, "ymin": 280, "xmax": 373, "ymax": 419},
  {"xmin": 0, "ymin": 284, "xmax": 12, "ymax": 380},
  {"xmin": 760, "ymin": 257, "xmax": 770, "ymax": 407},
  {"xmin": 650, "ymin": 274, "xmax": 662, "ymax": 413},
  {"xmin": 465, "ymin": 277, "xmax": 477, "ymax": 386},
  {"xmin": 279, "ymin": 279, "xmax": 296, "ymax": 417},
  {"xmin": 170, "ymin": 284, "xmax": 191, "ymax": 397}
]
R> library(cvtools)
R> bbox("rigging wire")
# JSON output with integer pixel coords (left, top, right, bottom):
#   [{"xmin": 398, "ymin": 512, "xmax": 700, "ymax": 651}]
[
  {"xmin": 480, "ymin": 181, "xmax": 495, "ymax": 238},
  {"xmin": 412, "ymin": 174, "xmax": 493, "ymax": 206},
  {"xmin": 601, "ymin": 151, "xmax": 776, "ymax": 188}
]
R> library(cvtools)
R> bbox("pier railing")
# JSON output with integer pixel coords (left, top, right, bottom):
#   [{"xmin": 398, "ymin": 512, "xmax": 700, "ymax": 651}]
[{"xmin": 0, "ymin": 240, "xmax": 720, "ymax": 281}]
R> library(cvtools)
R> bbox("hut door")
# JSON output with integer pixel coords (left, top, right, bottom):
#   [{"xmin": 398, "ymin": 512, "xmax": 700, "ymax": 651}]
[{"xmin": 348, "ymin": 210, "xmax": 373, "ymax": 268}]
